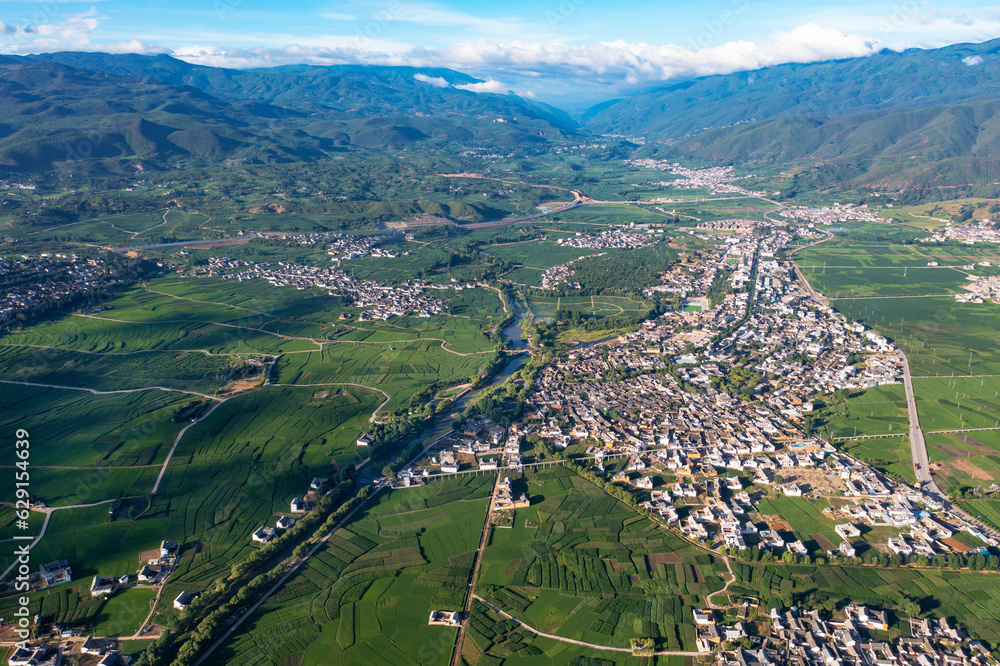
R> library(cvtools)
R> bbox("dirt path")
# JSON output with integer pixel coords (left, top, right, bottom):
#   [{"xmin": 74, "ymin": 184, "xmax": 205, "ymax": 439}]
[
  {"xmin": 0, "ymin": 379, "xmax": 222, "ymax": 401},
  {"xmin": 472, "ymin": 595, "xmax": 700, "ymax": 656}
]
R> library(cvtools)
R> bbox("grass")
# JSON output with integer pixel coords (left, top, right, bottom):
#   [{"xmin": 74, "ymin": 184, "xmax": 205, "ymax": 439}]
[{"xmin": 92, "ymin": 587, "xmax": 157, "ymax": 637}]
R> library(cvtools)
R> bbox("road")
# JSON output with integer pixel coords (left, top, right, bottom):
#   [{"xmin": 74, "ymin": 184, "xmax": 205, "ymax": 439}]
[
  {"xmin": 450, "ymin": 472, "xmax": 503, "ymax": 666},
  {"xmin": 900, "ymin": 351, "xmax": 935, "ymax": 492}
]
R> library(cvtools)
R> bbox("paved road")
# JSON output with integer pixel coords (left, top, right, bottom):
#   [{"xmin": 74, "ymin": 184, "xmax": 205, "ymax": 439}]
[{"xmin": 900, "ymin": 352, "xmax": 935, "ymax": 492}]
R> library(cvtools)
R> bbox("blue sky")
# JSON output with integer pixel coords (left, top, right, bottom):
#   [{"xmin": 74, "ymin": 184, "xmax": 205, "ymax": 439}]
[{"xmin": 1, "ymin": 0, "xmax": 999, "ymax": 103}]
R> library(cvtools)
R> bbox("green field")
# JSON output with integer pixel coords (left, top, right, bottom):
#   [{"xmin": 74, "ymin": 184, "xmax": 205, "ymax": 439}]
[
  {"xmin": 526, "ymin": 295, "xmax": 649, "ymax": 321},
  {"xmin": 274, "ymin": 340, "xmax": 489, "ymax": 410},
  {"xmin": 839, "ymin": 436, "xmax": 916, "ymax": 485},
  {"xmin": 152, "ymin": 385, "xmax": 380, "ymax": 594},
  {"xmin": 803, "ymin": 266, "xmax": 975, "ymax": 298},
  {"xmin": 478, "ymin": 466, "xmax": 721, "ymax": 652},
  {"xmin": 214, "ymin": 476, "xmax": 492, "ymax": 665},
  {"xmin": 0, "ymin": 386, "xmax": 189, "ymax": 467},
  {"xmin": 914, "ymin": 376, "xmax": 1000, "ymax": 431},
  {"xmin": 755, "ymin": 495, "xmax": 840, "ymax": 553},
  {"xmin": 832, "ymin": 297, "xmax": 1000, "ymax": 377},
  {"xmin": 813, "ymin": 384, "xmax": 909, "ymax": 439}
]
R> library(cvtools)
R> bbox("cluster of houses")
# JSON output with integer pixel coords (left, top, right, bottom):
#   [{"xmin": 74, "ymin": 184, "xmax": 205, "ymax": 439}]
[
  {"xmin": 324, "ymin": 233, "xmax": 400, "ymax": 260},
  {"xmin": 251, "ymin": 478, "xmax": 327, "ymax": 543},
  {"xmin": 219, "ymin": 260, "xmax": 447, "ymax": 320},
  {"xmin": 779, "ymin": 203, "xmax": 888, "ymax": 225},
  {"xmin": 626, "ymin": 159, "xmax": 764, "ymax": 197},
  {"xmin": 540, "ymin": 253, "xmax": 606, "ymax": 290},
  {"xmin": 696, "ymin": 218, "xmax": 762, "ymax": 232},
  {"xmin": 715, "ymin": 606, "xmax": 992, "ymax": 665},
  {"xmin": 404, "ymin": 416, "xmax": 521, "ymax": 482},
  {"xmin": 921, "ymin": 219, "xmax": 1000, "ymax": 245},
  {"xmin": 956, "ymin": 273, "xmax": 1000, "ymax": 304},
  {"xmin": 556, "ymin": 228, "xmax": 658, "ymax": 250},
  {"xmin": 0, "ymin": 254, "xmax": 129, "ymax": 327},
  {"xmin": 8, "ymin": 642, "xmax": 134, "ymax": 666}
]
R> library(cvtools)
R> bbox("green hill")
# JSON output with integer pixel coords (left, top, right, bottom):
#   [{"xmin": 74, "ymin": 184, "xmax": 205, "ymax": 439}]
[{"xmin": 0, "ymin": 55, "xmax": 577, "ymax": 174}]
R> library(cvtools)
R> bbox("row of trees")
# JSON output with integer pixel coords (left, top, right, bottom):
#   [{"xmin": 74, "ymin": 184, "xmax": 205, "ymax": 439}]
[{"xmin": 138, "ymin": 481, "xmax": 365, "ymax": 665}]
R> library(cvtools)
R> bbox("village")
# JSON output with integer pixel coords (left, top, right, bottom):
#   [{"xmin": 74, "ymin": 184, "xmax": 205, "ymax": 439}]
[
  {"xmin": 210, "ymin": 257, "xmax": 448, "ymax": 320},
  {"xmin": 556, "ymin": 227, "xmax": 660, "ymax": 250},
  {"xmin": 709, "ymin": 605, "xmax": 992, "ymax": 665},
  {"xmin": 0, "ymin": 254, "xmax": 133, "ymax": 328},
  {"xmin": 921, "ymin": 218, "xmax": 1000, "ymax": 244}
]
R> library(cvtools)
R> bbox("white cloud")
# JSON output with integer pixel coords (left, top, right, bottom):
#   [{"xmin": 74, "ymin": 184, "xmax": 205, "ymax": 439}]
[
  {"xmin": 0, "ymin": 10, "xmax": 161, "ymax": 55},
  {"xmin": 161, "ymin": 22, "xmax": 884, "ymax": 93},
  {"xmin": 413, "ymin": 72, "xmax": 449, "ymax": 87},
  {"xmin": 963, "ymin": 54, "xmax": 984, "ymax": 66},
  {"xmin": 454, "ymin": 79, "xmax": 508, "ymax": 94}
]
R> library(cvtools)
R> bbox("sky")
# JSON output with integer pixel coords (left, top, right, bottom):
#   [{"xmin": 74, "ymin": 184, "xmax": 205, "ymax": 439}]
[{"xmin": 1, "ymin": 0, "xmax": 999, "ymax": 106}]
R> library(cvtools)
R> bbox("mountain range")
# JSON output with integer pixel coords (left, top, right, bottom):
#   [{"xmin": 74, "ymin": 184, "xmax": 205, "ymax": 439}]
[
  {"xmin": 6, "ymin": 41, "xmax": 1000, "ymax": 194},
  {"xmin": 0, "ymin": 53, "xmax": 576, "ymax": 174}
]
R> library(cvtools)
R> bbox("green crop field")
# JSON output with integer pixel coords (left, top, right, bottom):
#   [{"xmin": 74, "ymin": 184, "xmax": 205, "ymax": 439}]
[
  {"xmin": 802, "ymin": 266, "xmax": 973, "ymax": 298},
  {"xmin": 214, "ymin": 475, "xmax": 492, "ymax": 665},
  {"xmin": 274, "ymin": 340, "xmax": 490, "ymax": 410},
  {"xmin": 0, "ymin": 385, "xmax": 189, "ymax": 467},
  {"xmin": 478, "ymin": 466, "xmax": 720, "ymax": 653},
  {"xmin": 149, "ymin": 385, "xmax": 380, "ymax": 592},
  {"xmin": 839, "ymin": 436, "xmax": 916, "ymax": 485},
  {"xmin": 914, "ymin": 376, "xmax": 1000, "ymax": 431},
  {"xmin": 831, "ymin": 297, "xmax": 1000, "ymax": 377},
  {"xmin": 812, "ymin": 384, "xmax": 909, "ymax": 439},
  {"xmin": 755, "ymin": 495, "xmax": 840, "ymax": 552},
  {"xmin": 526, "ymin": 295, "xmax": 649, "ymax": 321},
  {"xmin": 0, "ymin": 345, "xmax": 242, "ymax": 394}
]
